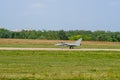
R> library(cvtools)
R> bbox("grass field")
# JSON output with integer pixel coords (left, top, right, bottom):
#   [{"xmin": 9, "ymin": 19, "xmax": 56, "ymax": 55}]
[
  {"xmin": 0, "ymin": 39, "xmax": 120, "ymax": 79},
  {"xmin": 0, "ymin": 39, "xmax": 120, "ymax": 49},
  {"xmin": 0, "ymin": 50, "xmax": 119, "ymax": 80}
]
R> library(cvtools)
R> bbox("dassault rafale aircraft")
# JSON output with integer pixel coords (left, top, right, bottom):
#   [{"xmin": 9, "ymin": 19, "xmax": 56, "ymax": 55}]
[{"xmin": 55, "ymin": 38, "xmax": 82, "ymax": 49}]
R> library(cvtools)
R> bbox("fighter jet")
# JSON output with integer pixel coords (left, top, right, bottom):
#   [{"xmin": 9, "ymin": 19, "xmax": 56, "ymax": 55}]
[{"xmin": 55, "ymin": 38, "xmax": 82, "ymax": 49}]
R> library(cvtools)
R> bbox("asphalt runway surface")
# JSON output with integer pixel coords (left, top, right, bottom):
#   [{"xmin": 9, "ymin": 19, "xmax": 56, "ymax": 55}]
[{"xmin": 0, "ymin": 48, "xmax": 120, "ymax": 51}]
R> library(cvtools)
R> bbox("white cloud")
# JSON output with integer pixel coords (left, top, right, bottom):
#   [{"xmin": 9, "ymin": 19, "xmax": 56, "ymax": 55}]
[
  {"xmin": 22, "ymin": 3, "xmax": 47, "ymax": 16},
  {"xmin": 30, "ymin": 3, "xmax": 47, "ymax": 9}
]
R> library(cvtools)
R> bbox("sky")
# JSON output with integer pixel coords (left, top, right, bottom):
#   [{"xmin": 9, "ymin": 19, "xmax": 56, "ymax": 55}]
[{"xmin": 0, "ymin": 0, "xmax": 120, "ymax": 31}]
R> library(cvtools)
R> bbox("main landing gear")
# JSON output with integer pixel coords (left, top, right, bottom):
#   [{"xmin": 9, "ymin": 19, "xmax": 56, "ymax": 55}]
[{"xmin": 69, "ymin": 46, "xmax": 74, "ymax": 49}]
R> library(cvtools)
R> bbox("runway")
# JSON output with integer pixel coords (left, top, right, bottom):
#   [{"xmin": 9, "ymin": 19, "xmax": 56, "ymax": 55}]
[{"xmin": 0, "ymin": 47, "xmax": 120, "ymax": 51}]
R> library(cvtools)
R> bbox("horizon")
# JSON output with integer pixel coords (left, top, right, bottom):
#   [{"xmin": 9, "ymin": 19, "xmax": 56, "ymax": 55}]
[{"xmin": 1, "ymin": 27, "xmax": 120, "ymax": 32}]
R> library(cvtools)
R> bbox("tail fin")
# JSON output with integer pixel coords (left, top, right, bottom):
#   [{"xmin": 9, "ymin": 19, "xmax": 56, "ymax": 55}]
[{"xmin": 74, "ymin": 38, "xmax": 82, "ymax": 46}]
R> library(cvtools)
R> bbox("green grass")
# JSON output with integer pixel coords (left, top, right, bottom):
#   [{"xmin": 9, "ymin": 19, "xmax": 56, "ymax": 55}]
[{"xmin": 0, "ymin": 50, "xmax": 119, "ymax": 80}]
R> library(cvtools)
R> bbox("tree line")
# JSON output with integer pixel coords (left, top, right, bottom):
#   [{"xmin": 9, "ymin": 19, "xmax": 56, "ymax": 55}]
[{"xmin": 0, "ymin": 28, "xmax": 120, "ymax": 42}]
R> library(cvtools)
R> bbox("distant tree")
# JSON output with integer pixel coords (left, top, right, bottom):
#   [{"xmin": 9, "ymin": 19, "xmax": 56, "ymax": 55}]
[
  {"xmin": 69, "ymin": 35, "xmax": 82, "ymax": 40},
  {"xmin": 58, "ymin": 30, "xmax": 68, "ymax": 40},
  {"xmin": 11, "ymin": 32, "xmax": 21, "ymax": 38},
  {"xmin": 0, "ymin": 28, "xmax": 120, "ymax": 42},
  {"xmin": 0, "ymin": 28, "xmax": 12, "ymax": 38},
  {"xmin": 116, "ymin": 32, "xmax": 120, "ymax": 41}
]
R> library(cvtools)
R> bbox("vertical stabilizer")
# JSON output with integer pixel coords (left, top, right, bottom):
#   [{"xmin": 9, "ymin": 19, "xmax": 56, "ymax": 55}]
[{"xmin": 74, "ymin": 38, "xmax": 82, "ymax": 46}]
